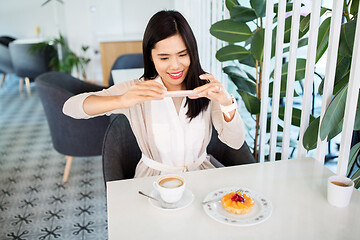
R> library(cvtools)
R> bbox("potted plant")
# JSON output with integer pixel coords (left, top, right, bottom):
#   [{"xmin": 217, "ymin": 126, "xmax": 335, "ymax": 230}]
[{"xmin": 30, "ymin": 33, "xmax": 91, "ymax": 80}]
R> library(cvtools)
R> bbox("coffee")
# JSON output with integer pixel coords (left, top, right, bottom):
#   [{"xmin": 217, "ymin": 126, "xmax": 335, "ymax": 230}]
[
  {"xmin": 159, "ymin": 177, "xmax": 184, "ymax": 188},
  {"xmin": 331, "ymin": 181, "xmax": 350, "ymax": 187}
]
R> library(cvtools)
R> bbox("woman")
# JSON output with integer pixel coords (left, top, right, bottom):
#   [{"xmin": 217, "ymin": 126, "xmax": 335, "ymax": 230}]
[{"xmin": 63, "ymin": 10, "xmax": 245, "ymax": 177}]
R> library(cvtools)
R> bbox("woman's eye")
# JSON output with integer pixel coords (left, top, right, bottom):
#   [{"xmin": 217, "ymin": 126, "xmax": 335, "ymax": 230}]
[
  {"xmin": 179, "ymin": 53, "xmax": 187, "ymax": 57},
  {"xmin": 160, "ymin": 58, "xmax": 168, "ymax": 61}
]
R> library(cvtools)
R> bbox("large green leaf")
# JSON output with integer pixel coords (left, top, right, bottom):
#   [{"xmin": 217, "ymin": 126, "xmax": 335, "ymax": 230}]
[
  {"xmin": 299, "ymin": 14, "xmax": 310, "ymax": 34},
  {"xmin": 299, "ymin": 7, "xmax": 330, "ymax": 33},
  {"xmin": 215, "ymin": 45, "xmax": 250, "ymax": 62},
  {"xmin": 347, "ymin": 142, "xmax": 360, "ymax": 176},
  {"xmin": 318, "ymin": 56, "xmax": 351, "ymax": 95},
  {"xmin": 352, "ymin": 169, "xmax": 360, "ymax": 188},
  {"xmin": 237, "ymin": 90, "xmax": 260, "ymax": 114},
  {"xmin": 350, "ymin": 0, "xmax": 359, "ymax": 15},
  {"xmin": 238, "ymin": 54, "xmax": 256, "ymax": 68},
  {"xmin": 223, "ymin": 66, "xmax": 257, "ymax": 95},
  {"xmin": 283, "ymin": 16, "xmax": 307, "ymax": 43},
  {"xmin": 339, "ymin": 19, "xmax": 357, "ymax": 57},
  {"xmin": 278, "ymin": 107, "xmax": 315, "ymax": 127},
  {"xmin": 250, "ymin": 0, "xmax": 266, "ymax": 18},
  {"xmin": 226, "ymin": 0, "xmax": 239, "ymax": 11},
  {"xmin": 244, "ymin": 70, "xmax": 256, "ymax": 83},
  {"xmin": 328, "ymin": 119, "xmax": 343, "ymax": 140},
  {"xmin": 251, "ymin": 29, "xmax": 265, "ymax": 62},
  {"xmin": 316, "ymin": 17, "xmax": 331, "ymax": 62},
  {"xmin": 320, "ymin": 84, "xmax": 348, "ymax": 140},
  {"xmin": 326, "ymin": 87, "xmax": 360, "ymax": 139},
  {"xmin": 303, "ymin": 117, "xmax": 320, "ymax": 151},
  {"xmin": 326, "ymin": 100, "xmax": 360, "ymax": 141},
  {"xmin": 210, "ymin": 19, "xmax": 252, "ymax": 43},
  {"xmin": 230, "ymin": 6, "xmax": 258, "ymax": 23}
]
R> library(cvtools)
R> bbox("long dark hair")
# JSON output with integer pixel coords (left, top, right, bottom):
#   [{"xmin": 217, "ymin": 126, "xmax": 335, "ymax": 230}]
[{"xmin": 142, "ymin": 10, "xmax": 210, "ymax": 120}]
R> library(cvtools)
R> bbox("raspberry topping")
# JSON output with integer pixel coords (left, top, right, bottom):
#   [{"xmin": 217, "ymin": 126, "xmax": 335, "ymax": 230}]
[{"xmin": 231, "ymin": 193, "xmax": 245, "ymax": 202}]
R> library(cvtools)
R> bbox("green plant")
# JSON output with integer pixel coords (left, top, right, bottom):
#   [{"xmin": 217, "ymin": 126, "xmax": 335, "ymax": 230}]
[
  {"xmin": 30, "ymin": 34, "xmax": 91, "ymax": 79},
  {"xmin": 210, "ymin": 0, "xmax": 359, "ymax": 188}
]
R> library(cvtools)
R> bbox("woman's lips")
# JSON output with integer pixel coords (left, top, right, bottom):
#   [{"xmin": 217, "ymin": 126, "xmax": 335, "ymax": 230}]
[{"xmin": 168, "ymin": 71, "xmax": 183, "ymax": 79}]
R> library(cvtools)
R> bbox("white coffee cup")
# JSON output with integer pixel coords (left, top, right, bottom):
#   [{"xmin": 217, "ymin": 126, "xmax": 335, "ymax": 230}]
[
  {"xmin": 153, "ymin": 174, "xmax": 185, "ymax": 203},
  {"xmin": 327, "ymin": 175, "xmax": 354, "ymax": 208}
]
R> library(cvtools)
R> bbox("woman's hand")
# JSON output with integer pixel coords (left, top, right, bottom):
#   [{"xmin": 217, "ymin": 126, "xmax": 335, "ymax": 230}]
[
  {"xmin": 191, "ymin": 74, "xmax": 236, "ymax": 122},
  {"xmin": 82, "ymin": 80, "xmax": 165, "ymax": 116},
  {"xmin": 119, "ymin": 80, "xmax": 166, "ymax": 108},
  {"xmin": 192, "ymin": 74, "xmax": 232, "ymax": 106}
]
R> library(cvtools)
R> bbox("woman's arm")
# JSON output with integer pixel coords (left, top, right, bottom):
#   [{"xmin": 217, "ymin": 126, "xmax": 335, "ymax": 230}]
[
  {"xmin": 63, "ymin": 79, "xmax": 166, "ymax": 119},
  {"xmin": 211, "ymin": 101, "xmax": 245, "ymax": 150},
  {"xmin": 193, "ymin": 73, "xmax": 245, "ymax": 149}
]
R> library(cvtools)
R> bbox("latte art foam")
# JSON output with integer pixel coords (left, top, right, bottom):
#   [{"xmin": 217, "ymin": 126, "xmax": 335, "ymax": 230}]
[{"xmin": 159, "ymin": 177, "xmax": 183, "ymax": 188}]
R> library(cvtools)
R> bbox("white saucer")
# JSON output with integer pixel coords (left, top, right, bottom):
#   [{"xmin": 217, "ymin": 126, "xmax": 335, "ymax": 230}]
[{"xmin": 149, "ymin": 189, "xmax": 194, "ymax": 211}]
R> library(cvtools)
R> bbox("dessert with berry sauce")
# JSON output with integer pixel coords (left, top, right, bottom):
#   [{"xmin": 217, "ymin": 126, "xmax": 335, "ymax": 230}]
[{"xmin": 221, "ymin": 191, "xmax": 255, "ymax": 214}]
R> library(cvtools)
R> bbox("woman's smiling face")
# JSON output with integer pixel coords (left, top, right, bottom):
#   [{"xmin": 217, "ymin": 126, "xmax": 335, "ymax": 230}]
[{"xmin": 151, "ymin": 33, "xmax": 191, "ymax": 91}]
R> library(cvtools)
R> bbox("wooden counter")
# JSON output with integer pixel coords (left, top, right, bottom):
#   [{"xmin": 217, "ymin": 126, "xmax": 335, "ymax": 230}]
[{"xmin": 99, "ymin": 40, "xmax": 142, "ymax": 86}]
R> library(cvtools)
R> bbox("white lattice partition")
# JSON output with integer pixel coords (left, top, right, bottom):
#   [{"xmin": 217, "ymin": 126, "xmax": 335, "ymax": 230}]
[{"xmin": 259, "ymin": 0, "xmax": 358, "ymax": 174}]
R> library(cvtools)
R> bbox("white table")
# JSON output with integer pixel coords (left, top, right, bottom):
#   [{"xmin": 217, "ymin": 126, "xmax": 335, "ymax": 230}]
[
  {"xmin": 107, "ymin": 158, "xmax": 360, "ymax": 240},
  {"xmin": 111, "ymin": 68, "xmax": 144, "ymax": 84}
]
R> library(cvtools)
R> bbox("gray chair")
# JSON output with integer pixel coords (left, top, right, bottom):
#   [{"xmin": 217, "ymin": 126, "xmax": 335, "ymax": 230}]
[
  {"xmin": 0, "ymin": 36, "xmax": 16, "ymax": 86},
  {"xmin": 102, "ymin": 114, "xmax": 255, "ymax": 184},
  {"xmin": 35, "ymin": 71, "xmax": 111, "ymax": 182},
  {"xmin": 9, "ymin": 41, "xmax": 56, "ymax": 95},
  {"xmin": 108, "ymin": 53, "xmax": 144, "ymax": 86}
]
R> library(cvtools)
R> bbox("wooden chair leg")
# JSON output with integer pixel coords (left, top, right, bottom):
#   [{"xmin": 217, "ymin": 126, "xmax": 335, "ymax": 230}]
[
  {"xmin": 25, "ymin": 77, "xmax": 31, "ymax": 96},
  {"xmin": 0, "ymin": 74, "xmax": 5, "ymax": 87},
  {"xmin": 19, "ymin": 77, "xmax": 24, "ymax": 93},
  {"xmin": 63, "ymin": 155, "xmax": 74, "ymax": 183}
]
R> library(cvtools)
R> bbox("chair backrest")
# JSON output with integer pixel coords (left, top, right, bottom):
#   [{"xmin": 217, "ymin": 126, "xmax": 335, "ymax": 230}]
[
  {"xmin": 102, "ymin": 114, "xmax": 255, "ymax": 183},
  {"xmin": 9, "ymin": 41, "xmax": 56, "ymax": 80},
  {"xmin": 35, "ymin": 71, "xmax": 110, "ymax": 157},
  {"xmin": 0, "ymin": 40, "xmax": 14, "ymax": 74},
  {"xmin": 108, "ymin": 53, "xmax": 144, "ymax": 86},
  {"xmin": 0, "ymin": 36, "xmax": 16, "ymax": 46},
  {"xmin": 102, "ymin": 114, "xmax": 142, "ymax": 182},
  {"xmin": 259, "ymin": 0, "xmax": 360, "ymax": 176}
]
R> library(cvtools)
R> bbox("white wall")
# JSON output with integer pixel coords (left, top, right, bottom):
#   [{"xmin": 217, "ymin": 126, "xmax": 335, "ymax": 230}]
[
  {"xmin": 0, "ymin": 0, "xmax": 175, "ymax": 83},
  {"xmin": 0, "ymin": 0, "xmax": 65, "ymax": 39}
]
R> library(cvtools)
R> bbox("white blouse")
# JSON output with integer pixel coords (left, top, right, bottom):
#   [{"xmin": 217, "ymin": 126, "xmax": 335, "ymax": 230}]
[{"xmin": 150, "ymin": 78, "xmax": 206, "ymax": 170}]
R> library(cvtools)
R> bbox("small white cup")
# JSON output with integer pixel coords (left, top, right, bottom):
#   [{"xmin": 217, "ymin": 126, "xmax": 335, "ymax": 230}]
[
  {"xmin": 327, "ymin": 175, "xmax": 354, "ymax": 208},
  {"xmin": 153, "ymin": 174, "xmax": 185, "ymax": 203}
]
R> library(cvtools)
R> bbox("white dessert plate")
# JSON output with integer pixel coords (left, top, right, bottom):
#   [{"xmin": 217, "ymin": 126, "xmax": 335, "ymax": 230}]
[
  {"xmin": 149, "ymin": 188, "xmax": 194, "ymax": 211},
  {"xmin": 203, "ymin": 186, "xmax": 272, "ymax": 226},
  {"xmin": 164, "ymin": 90, "xmax": 199, "ymax": 98}
]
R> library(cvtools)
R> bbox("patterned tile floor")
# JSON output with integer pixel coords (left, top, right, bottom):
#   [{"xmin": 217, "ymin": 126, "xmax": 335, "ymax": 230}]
[{"xmin": 0, "ymin": 75, "xmax": 107, "ymax": 240}]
